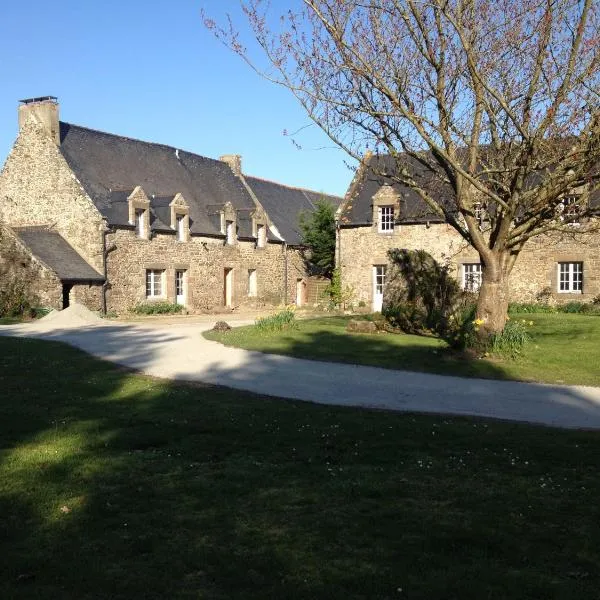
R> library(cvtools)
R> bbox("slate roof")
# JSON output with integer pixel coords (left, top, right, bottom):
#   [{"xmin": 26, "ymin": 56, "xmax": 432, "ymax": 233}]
[
  {"xmin": 59, "ymin": 122, "xmax": 256, "ymax": 237},
  {"xmin": 342, "ymin": 152, "xmax": 600, "ymax": 226},
  {"xmin": 58, "ymin": 122, "xmax": 342, "ymax": 244},
  {"xmin": 15, "ymin": 227, "xmax": 104, "ymax": 282},
  {"xmin": 340, "ymin": 154, "xmax": 450, "ymax": 226},
  {"xmin": 244, "ymin": 176, "xmax": 343, "ymax": 245}
]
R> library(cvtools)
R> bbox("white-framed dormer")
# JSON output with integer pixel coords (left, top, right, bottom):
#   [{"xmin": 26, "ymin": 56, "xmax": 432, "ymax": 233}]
[
  {"xmin": 128, "ymin": 186, "xmax": 151, "ymax": 240},
  {"xmin": 372, "ymin": 184, "xmax": 400, "ymax": 234},
  {"xmin": 251, "ymin": 207, "xmax": 268, "ymax": 248},
  {"xmin": 220, "ymin": 201, "xmax": 237, "ymax": 245},
  {"xmin": 169, "ymin": 193, "xmax": 190, "ymax": 242}
]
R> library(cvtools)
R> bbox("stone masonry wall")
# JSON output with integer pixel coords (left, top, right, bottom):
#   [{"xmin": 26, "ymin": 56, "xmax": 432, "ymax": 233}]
[
  {"xmin": 340, "ymin": 223, "xmax": 600, "ymax": 308},
  {"xmin": 0, "ymin": 119, "xmax": 106, "ymax": 272},
  {"xmin": 0, "ymin": 224, "xmax": 62, "ymax": 311},
  {"xmin": 105, "ymin": 228, "xmax": 307, "ymax": 314}
]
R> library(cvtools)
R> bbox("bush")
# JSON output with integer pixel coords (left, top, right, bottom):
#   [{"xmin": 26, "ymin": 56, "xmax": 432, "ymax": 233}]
[
  {"xmin": 255, "ymin": 308, "xmax": 297, "ymax": 332},
  {"xmin": 491, "ymin": 319, "xmax": 533, "ymax": 358},
  {"xmin": 0, "ymin": 280, "xmax": 37, "ymax": 318},
  {"xmin": 508, "ymin": 301, "xmax": 600, "ymax": 315},
  {"xmin": 131, "ymin": 302, "xmax": 184, "ymax": 315}
]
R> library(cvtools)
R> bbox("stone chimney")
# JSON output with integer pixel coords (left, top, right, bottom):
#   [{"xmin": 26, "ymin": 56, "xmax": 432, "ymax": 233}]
[
  {"xmin": 18, "ymin": 96, "xmax": 60, "ymax": 145},
  {"xmin": 220, "ymin": 154, "xmax": 242, "ymax": 177}
]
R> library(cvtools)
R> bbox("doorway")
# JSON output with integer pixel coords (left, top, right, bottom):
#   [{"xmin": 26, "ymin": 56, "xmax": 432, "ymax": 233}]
[
  {"xmin": 372, "ymin": 265, "xmax": 386, "ymax": 312},
  {"xmin": 224, "ymin": 268, "xmax": 234, "ymax": 307},
  {"xmin": 296, "ymin": 278, "xmax": 307, "ymax": 306},
  {"xmin": 175, "ymin": 270, "xmax": 186, "ymax": 306},
  {"xmin": 62, "ymin": 283, "xmax": 73, "ymax": 309}
]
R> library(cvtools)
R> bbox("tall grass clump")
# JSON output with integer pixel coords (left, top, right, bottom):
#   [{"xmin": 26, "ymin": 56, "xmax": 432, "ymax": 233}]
[
  {"xmin": 490, "ymin": 319, "xmax": 533, "ymax": 358},
  {"xmin": 255, "ymin": 308, "xmax": 297, "ymax": 332}
]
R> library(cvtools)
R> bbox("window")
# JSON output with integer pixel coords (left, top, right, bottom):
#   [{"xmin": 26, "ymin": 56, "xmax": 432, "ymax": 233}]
[
  {"xmin": 175, "ymin": 270, "xmax": 186, "ymax": 302},
  {"xmin": 562, "ymin": 195, "xmax": 582, "ymax": 221},
  {"xmin": 558, "ymin": 262, "xmax": 583, "ymax": 293},
  {"xmin": 463, "ymin": 263, "xmax": 482, "ymax": 292},
  {"xmin": 256, "ymin": 224, "xmax": 266, "ymax": 248},
  {"xmin": 248, "ymin": 269, "xmax": 257, "ymax": 297},
  {"xmin": 375, "ymin": 265, "xmax": 387, "ymax": 295},
  {"xmin": 176, "ymin": 214, "xmax": 185, "ymax": 241},
  {"xmin": 135, "ymin": 208, "xmax": 146, "ymax": 238},
  {"xmin": 146, "ymin": 269, "xmax": 164, "ymax": 298},
  {"xmin": 226, "ymin": 220, "xmax": 235, "ymax": 244},
  {"xmin": 378, "ymin": 206, "xmax": 394, "ymax": 233}
]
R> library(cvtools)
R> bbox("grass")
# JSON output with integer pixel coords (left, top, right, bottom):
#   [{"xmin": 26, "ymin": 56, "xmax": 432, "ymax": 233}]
[
  {"xmin": 204, "ymin": 313, "xmax": 600, "ymax": 386},
  {"xmin": 2, "ymin": 336, "xmax": 600, "ymax": 598}
]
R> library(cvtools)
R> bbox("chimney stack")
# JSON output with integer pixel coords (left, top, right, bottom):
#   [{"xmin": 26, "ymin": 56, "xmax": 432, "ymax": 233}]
[
  {"xmin": 18, "ymin": 96, "xmax": 60, "ymax": 145},
  {"xmin": 220, "ymin": 154, "xmax": 242, "ymax": 177}
]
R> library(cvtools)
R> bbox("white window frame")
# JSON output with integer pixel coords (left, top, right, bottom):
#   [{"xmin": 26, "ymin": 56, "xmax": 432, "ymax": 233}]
[
  {"xmin": 378, "ymin": 205, "xmax": 394, "ymax": 233},
  {"xmin": 248, "ymin": 269, "xmax": 257, "ymax": 297},
  {"xmin": 558, "ymin": 262, "xmax": 583, "ymax": 293},
  {"xmin": 176, "ymin": 213, "xmax": 186, "ymax": 242},
  {"xmin": 462, "ymin": 263, "xmax": 482, "ymax": 292},
  {"xmin": 226, "ymin": 220, "xmax": 235, "ymax": 245},
  {"xmin": 256, "ymin": 223, "xmax": 266, "ymax": 248},
  {"xmin": 135, "ymin": 208, "xmax": 146, "ymax": 238},
  {"xmin": 374, "ymin": 265, "xmax": 387, "ymax": 296},
  {"xmin": 146, "ymin": 269, "xmax": 164, "ymax": 299},
  {"xmin": 175, "ymin": 270, "xmax": 186, "ymax": 298}
]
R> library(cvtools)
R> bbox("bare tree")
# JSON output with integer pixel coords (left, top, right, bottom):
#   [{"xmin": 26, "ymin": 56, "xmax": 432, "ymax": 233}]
[{"xmin": 206, "ymin": 0, "xmax": 600, "ymax": 337}]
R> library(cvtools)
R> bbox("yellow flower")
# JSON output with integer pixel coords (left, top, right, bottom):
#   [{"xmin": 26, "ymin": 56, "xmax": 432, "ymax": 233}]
[
  {"xmin": 472, "ymin": 318, "xmax": 484, "ymax": 326},
  {"xmin": 529, "ymin": 321, "xmax": 534, "ymax": 326}
]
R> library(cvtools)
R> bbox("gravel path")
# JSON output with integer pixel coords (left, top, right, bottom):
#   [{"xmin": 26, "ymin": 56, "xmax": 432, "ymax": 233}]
[{"xmin": 3, "ymin": 305, "xmax": 600, "ymax": 430}]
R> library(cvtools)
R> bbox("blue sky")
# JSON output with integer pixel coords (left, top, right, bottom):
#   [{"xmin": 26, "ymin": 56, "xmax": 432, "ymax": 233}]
[{"xmin": 0, "ymin": 0, "xmax": 354, "ymax": 197}]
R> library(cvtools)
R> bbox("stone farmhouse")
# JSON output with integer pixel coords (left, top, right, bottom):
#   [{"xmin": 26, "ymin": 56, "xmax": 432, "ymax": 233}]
[
  {"xmin": 0, "ymin": 97, "xmax": 341, "ymax": 313},
  {"xmin": 337, "ymin": 154, "xmax": 600, "ymax": 312}
]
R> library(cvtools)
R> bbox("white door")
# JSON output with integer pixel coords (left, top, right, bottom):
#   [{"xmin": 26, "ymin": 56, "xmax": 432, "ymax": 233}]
[
  {"xmin": 373, "ymin": 265, "xmax": 386, "ymax": 312},
  {"xmin": 224, "ymin": 268, "xmax": 234, "ymax": 307},
  {"xmin": 175, "ymin": 270, "xmax": 186, "ymax": 306},
  {"xmin": 296, "ymin": 279, "xmax": 306, "ymax": 306}
]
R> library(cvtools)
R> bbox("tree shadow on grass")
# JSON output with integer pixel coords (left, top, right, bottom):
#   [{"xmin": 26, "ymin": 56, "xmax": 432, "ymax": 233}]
[{"xmin": 3, "ymin": 330, "xmax": 600, "ymax": 598}]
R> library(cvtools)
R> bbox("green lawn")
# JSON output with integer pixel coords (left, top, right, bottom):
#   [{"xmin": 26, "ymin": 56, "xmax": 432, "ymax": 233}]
[
  {"xmin": 2, "ymin": 336, "xmax": 600, "ymax": 598},
  {"xmin": 204, "ymin": 313, "xmax": 600, "ymax": 386}
]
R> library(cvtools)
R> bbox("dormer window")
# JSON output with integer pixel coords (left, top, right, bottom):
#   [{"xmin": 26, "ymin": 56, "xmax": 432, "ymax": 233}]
[
  {"xmin": 226, "ymin": 220, "xmax": 235, "ymax": 245},
  {"xmin": 176, "ymin": 214, "xmax": 185, "ymax": 241},
  {"xmin": 561, "ymin": 195, "xmax": 582, "ymax": 221},
  {"xmin": 378, "ymin": 206, "xmax": 394, "ymax": 233},
  {"xmin": 168, "ymin": 193, "xmax": 189, "ymax": 242},
  {"xmin": 372, "ymin": 185, "xmax": 400, "ymax": 234},
  {"xmin": 127, "ymin": 186, "xmax": 151, "ymax": 240},
  {"xmin": 257, "ymin": 223, "xmax": 266, "ymax": 248},
  {"xmin": 135, "ymin": 208, "xmax": 146, "ymax": 238}
]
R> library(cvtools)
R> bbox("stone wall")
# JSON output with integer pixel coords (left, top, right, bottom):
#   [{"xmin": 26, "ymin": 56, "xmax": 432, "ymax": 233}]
[
  {"xmin": 339, "ymin": 223, "xmax": 600, "ymax": 308},
  {"xmin": 105, "ymin": 228, "xmax": 306, "ymax": 314},
  {"xmin": 0, "ymin": 118, "xmax": 309, "ymax": 315},
  {"xmin": 0, "ymin": 119, "xmax": 105, "ymax": 272},
  {"xmin": 0, "ymin": 224, "xmax": 62, "ymax": 311}
]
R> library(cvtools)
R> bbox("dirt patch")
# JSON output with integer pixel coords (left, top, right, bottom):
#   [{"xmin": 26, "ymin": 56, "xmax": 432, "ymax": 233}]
[{"xmin": 36, "ymin": 303, "xmax": 102, "ymax": 330}]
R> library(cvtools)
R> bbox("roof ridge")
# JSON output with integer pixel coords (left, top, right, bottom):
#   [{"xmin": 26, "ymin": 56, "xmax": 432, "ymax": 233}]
[
  {"xmin": 61, "ymin": 121, "xmax": 227, "ymax": 167},
  {"xmin": 245, "ymin": 174, "xmax": 342, "ymax": 199}
]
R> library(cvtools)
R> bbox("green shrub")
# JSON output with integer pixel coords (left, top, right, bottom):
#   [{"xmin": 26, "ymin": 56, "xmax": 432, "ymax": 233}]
[
  {"xmin": 560, "ymin": 301, "xmax": 585, "ymax": 313},
  {"xmin": 131, "ymin": 302, "xmax": 184, "ymax": 315},
  {"xmin": 255, "ymin": 308, "xmax": 297, "ymax": 332},
  {"xmin": 0, "ymin": 280, "xmax": 37, "ymax": 318},
  {"xmin": 491, "ymin": 319, "xmax": 533, "ymax": 358}
]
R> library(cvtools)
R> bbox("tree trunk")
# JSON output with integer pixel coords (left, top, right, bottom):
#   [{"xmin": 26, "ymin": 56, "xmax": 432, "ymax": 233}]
[{"xmin": 475, "ymin": 252, "xmax": 511, "ymax": 342}]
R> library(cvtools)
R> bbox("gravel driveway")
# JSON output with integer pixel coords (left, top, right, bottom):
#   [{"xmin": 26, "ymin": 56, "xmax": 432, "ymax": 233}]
[{"xmin": 3, "ymin": 310, "xmax": 600, "ymax": 430}]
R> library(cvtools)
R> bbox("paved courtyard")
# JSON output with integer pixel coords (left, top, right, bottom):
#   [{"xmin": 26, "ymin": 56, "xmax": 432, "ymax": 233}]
[{"xmin": 3, "ymin": 310, "xmax": 600, "ymax": 430}]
